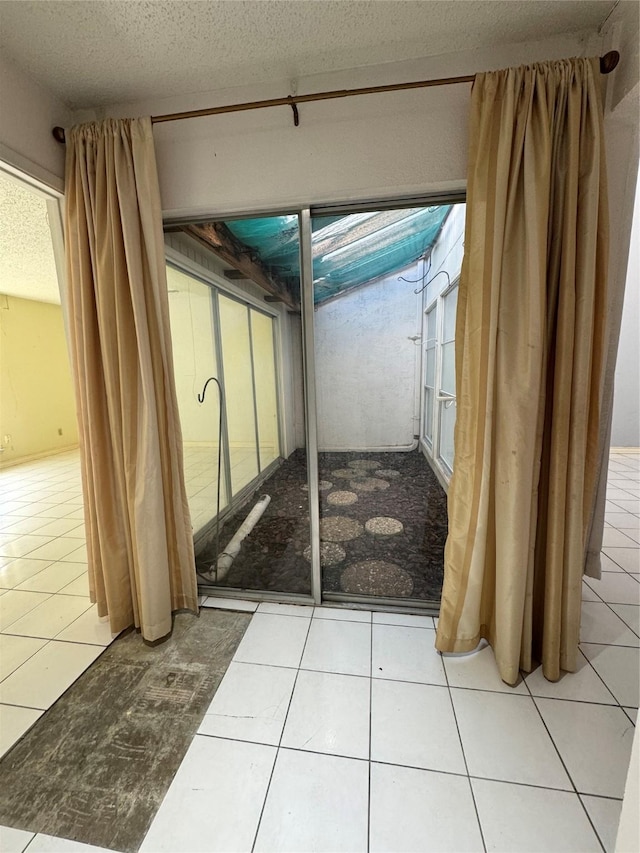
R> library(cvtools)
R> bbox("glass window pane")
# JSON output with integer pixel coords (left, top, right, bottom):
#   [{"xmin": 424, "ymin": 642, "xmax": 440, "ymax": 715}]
[
  {"xmin": 442, "ymin": 286, "xmax": 458, "ymax": 342},
  {"xmin": 167, "ymin": 266, "xmax": 228, "ymax": 537},
  {"xmin": 440, "ymin": 341, "xmax": 456, "ymax": 397},
  {"xmin": 251, "ymin": 309, "xmax": 280, "ymax": 471},
  {"xmin": 423, "ymin": 389, "xmax": 434, "ymax": 442},
  {"xmin": 425, "ymin": 345, "xmax": 436, "ymax": 387},
  {"xmin": 426, "ymin": 307, "xmax": 437, "ymax": 343},
  {"xmin": 218, "ymin": 295, "xmax": 260, "ymax": 495},
  {"xmin": 438, "ymin": 400, "xmax": 456, "ymax": 471}
]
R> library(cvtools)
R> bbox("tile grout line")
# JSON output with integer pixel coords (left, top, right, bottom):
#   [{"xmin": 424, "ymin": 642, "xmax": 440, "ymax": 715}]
[
  {"xmin": 195, "ymin": 728, "xmax": 620, "ymax": 798},
  {"xmin": 367, "ymin": 619, "xmax": 373, "ymax": 853},
  {"xmin": 219, "ymin": 655, "xmax": 639, "ymax": 706},
  {"xmin": 522, "ymin": 675, "xmax": 607, "ymax": 853},
  {"xmin": 441, "ymin": 651, "xmax": 487, "ymax": 853},
  {"xmin": 0, "ymin": 699, "xmax": 46, "ymax": 712},
  {"xmin": 575, "ymin": 645, "xmax": 633, "ymax": 710},
  {"xmin": 590, "ymin": 596, "xmax": 640, "ymax": 640},
  {"xmin": 249, "ymin": 613, "xmax": 314, "ymax": 853}
]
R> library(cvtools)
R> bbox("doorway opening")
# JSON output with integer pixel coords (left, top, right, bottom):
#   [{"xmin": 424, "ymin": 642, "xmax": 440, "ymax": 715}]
[{"xmin": 165, "ymin": 199, "xmax": 465, "ymax": 607}]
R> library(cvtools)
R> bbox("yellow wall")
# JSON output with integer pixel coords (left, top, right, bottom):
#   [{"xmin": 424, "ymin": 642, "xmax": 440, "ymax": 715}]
[{"xmin": 0, "ymin": 294, "xmax": 78, "ymax": 465}]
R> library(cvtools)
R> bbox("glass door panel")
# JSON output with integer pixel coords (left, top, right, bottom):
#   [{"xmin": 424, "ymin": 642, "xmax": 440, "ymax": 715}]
[
  {"xmin": 438, "ymin": 402, "xmax": 456, "ymax": 472},
  {"xmin": 250, "ymin": 308, "xmax": 280, "ymax": 471},
  {"xmin": 166, "ymin": 265, "xmax": 228, "ymax": 537},
  {"xmin": 167, "ymin": 212, "xmax": 311, "ymax": 596},
  {"xmin": 311, "ymin": 206, "xmax": 452, "ymax": 604},
  {"xmin": 218, "ymin": 294, "xmax": 260, "ymax": 495}
]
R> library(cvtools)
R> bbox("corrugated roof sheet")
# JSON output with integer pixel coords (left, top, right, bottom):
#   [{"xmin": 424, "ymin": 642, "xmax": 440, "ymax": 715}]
[{"xmin": 225, "ymin": 206, "xmax": 452, "ymax": 303}]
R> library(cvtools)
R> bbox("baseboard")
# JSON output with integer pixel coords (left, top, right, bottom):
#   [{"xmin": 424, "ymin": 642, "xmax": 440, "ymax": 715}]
[{"xmin": 0, "ymin": 444, "xmax": 79, "ymax": 470}]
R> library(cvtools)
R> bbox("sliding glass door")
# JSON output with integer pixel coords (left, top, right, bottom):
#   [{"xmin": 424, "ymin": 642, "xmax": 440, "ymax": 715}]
[
  {"xmin": 166, "ymin": 212, "xmax": 311, "ymax": 596},
  {"xmin": 309, "ymin": 205, "xmax": 454, "ymax": 604},
  {"xmin": 165, "ymin": 198, "xmax": 463, "ymax": 606}
]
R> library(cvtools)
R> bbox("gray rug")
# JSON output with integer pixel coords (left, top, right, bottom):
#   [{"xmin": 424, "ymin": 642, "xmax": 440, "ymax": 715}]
[{"xmin": 0, "ymin": 608, "xmax": 250, "ymax": 852}]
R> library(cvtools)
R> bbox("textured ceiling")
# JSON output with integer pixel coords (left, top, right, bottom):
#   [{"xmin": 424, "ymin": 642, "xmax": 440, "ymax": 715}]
[
  {"xmin": 0, "ymin": 0, "xmax": 617, "ymax": 109},
  {"xmin": 0, "ymin": 172, "xmax": 60, "ymax": 304}
]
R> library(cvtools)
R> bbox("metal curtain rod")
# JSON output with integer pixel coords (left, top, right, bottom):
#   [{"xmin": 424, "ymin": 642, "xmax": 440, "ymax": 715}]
[{"xmin": 52, "ymin": 50, "xmax": 620, "ymax": 143}]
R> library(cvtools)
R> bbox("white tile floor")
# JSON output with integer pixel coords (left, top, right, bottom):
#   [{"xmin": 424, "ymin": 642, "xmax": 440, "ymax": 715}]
[
  {"xmin": 0, "ymin": 451, "xmax": 120, "ymax": 762},
  {"xmin": 1, "ymin": 449, "xmax": 639, "ymax": 852}
]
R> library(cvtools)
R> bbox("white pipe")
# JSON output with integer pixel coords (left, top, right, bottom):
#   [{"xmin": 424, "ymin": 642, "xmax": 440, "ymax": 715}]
[{"xmin": 216, "ymin": 495, "xmax": 271, "ymax": 581}]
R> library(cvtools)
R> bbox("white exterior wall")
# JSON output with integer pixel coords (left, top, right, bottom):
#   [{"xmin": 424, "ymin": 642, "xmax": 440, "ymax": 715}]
[
  {"xmin": 422, "ymin": 204, "xmax": 466, "ymax": 308},
  {"xmin": 315, "ymin": 262, "xmax": 421, "ymax": 452}
]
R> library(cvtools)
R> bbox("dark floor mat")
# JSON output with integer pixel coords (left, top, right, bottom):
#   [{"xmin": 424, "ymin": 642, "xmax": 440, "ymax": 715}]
[
  {"xmin": 0, "ymin": 608, "xmax": 250, "ymax": 853},
  {"xmin": 198, "ymin": 449, "xmax": 447, "ymax": 600}
]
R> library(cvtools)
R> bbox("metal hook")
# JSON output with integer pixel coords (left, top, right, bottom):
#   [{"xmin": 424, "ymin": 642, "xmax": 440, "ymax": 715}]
[
  {"xmin": 413, "ymin": 270, "xmax": 450, "ymax": 296},
  {"xmin": 287, "ymin": 96, "xmax": 300, "ymax": 127},
  {"xmin": 198, "ymin": 376, "xmax": 222, "ymax": 404},
  {"xmin": 197, "ymin": 375, "xmax": 225, "ymax": 580}
]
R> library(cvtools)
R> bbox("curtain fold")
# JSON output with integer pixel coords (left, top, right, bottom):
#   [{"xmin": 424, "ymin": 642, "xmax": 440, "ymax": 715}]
[
  {"xmin": 64, "ymin": 117, "xmax": 198, "ymax": 642},
  {"xmin": 435, "ymin": 58, "xmax": 609, "ymax": 684}
]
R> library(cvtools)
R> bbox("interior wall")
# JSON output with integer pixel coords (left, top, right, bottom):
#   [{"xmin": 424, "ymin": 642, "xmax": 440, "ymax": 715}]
[
  {"xmin": 423, "ymin": 204, "xmax": 466, "ymax": 306},
  {"xmin": 611, "ymin": 172, "xmax": 640, "ymax": 447},
  {"xmin": 315, "ymin": 262, "xmax": 420, "ymax": 452},
  {"xmin": 165, "ymin": 236, "xmax": 302, "ymax": 460},
  {"xmin": 0, "ymin": 53, "xmax": 70, "ymax": 190},
  {"xmin": 97, "ymin": 32, "xmax": 600, "ymax": 218},
  {"xmin": 166, "ymin": 265, "xmax": 220, "ymax": 445},
  {"xmin": 0, "ymin": 294, "xmax": 78, "ymax": 465}
]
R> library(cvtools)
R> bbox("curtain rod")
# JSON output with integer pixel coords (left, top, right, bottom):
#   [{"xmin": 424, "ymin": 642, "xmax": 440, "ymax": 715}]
[{"xmin": 52, "ymin": 50, "xmax": 620, "ymax": 143}]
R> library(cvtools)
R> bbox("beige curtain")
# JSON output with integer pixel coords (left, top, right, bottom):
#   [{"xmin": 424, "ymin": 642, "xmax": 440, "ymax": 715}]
[
  {"xmin": 435, "ymin": 58, "xmax": 609, "ymax": 684},
  {"xmin": 64, "ymin": 118, "xmax": 198, "ymax": 642}
]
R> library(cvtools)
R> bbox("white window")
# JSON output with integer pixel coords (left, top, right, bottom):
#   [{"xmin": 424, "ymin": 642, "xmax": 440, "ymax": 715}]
[
  {"xmin": 437, "ymin": 284, "xmax": 457, "ymax": 474},
  {"xmin": 423, "ymin": 305, "xmax": 437, "ymax": 448},
  {"xmin": 421, "ymin": 281, "xmax": 458, "ymax": 482}
]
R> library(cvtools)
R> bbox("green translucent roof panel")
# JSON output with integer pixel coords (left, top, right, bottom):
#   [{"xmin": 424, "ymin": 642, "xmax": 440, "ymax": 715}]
[{"xmin": 225, "ymin": 205, "xmax": 452, "ymax": 303}]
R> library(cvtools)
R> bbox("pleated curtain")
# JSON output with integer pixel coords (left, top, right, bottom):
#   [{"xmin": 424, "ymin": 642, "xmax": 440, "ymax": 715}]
[
  {"xmin": 435, "ymin": 58, "xmax": 609, "ymax": 684},
  {"xmin": 64, "ymin": 117, "xmax": 198, "ymax": 642}
]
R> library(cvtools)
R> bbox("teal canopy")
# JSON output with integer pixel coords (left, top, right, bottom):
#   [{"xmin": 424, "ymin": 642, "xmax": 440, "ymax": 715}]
[{"xmin": 225, "ymin": 205, "xmax": 452, "ymax": 303}]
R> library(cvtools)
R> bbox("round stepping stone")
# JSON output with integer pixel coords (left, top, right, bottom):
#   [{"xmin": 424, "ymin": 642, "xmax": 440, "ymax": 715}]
[
  {"xmin": 319, "ymin": 515, "xmax": 364, "ymax": 542},
  {"xmin": 301, "ymin": 480, "xmax": 333, "ymax": 492},
  {"xmin": 340, "ymin": 560, "xmax": 414, "ymax": 597},
  {"xmin": 365, "ymin": 516, "xmax": 404, "ymax": 536},
  {"xmin": 348, "ymin": 460, "xmax": 382, "ymax": 470},
  {"xmin": 327, "ymin": 490, "xmax": 358, "ymax": 506},
  {"xmin": 375, "ymin": 469, "xmax": 401, "ymax": 479},
  {"xmin": 350, "ymin": 477, "xmax": 390, "ymax": 492},
  {"xmin": 303, "ymin": 542, "xmax": 346, "ymax": 567},
  {"xmin": 332, "ymin": 469, "xmax": 361, "ymax": 480}
]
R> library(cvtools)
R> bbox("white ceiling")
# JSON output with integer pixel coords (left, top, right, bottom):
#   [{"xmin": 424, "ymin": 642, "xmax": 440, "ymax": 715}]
[
  {"xmin": 0, "ymin": 0, "xmax": 618, "ymax": 110},
  {"xmin": 0, "ymin": 0, "xmax": 620, "ymax": 307},
  {"xmin": 0, "ymin": 172, "xmax": 61, "ymax": 304}
]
